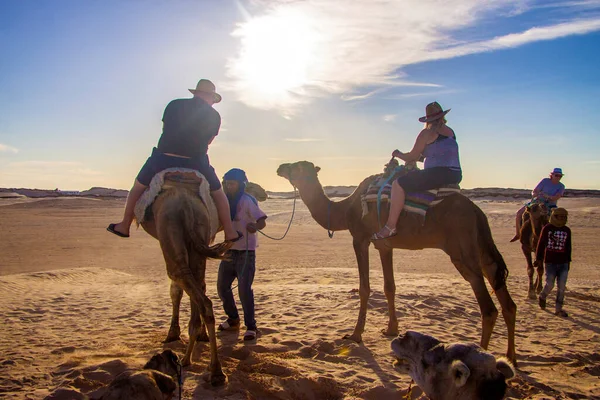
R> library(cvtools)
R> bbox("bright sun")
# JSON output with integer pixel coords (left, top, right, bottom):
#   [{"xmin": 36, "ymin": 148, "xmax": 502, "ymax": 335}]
[{"xmin": 230, "ymin": 7, "xmax": 318, "ymax": 107}]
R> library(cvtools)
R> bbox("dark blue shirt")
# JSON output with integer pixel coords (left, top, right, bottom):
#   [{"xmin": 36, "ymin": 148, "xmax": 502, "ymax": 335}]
[{"xmin": 157, "ymin": 97, "xmax": 221, "ymax": 158}]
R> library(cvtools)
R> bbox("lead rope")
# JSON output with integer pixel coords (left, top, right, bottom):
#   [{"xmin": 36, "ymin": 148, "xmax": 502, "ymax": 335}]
[
  {"xmin": 228, "ymin": 188, "xmax": 298, "ymax": 294},
  {"xmin": 402, "ymin": 379, "xmax": 414, "ymax": 399},
  {"xmin": 176, "ymin": 357, "xmax": 183, "ymax": 399}
]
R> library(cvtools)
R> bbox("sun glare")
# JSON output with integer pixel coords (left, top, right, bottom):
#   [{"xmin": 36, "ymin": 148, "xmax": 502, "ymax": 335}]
[{"xmin": 230, "ymin": 8, "xmax": 319, "ymax": 108}]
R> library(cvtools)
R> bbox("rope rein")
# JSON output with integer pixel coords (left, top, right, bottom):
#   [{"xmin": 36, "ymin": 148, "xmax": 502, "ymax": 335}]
[
  {"xmin": 402, "ymin": 379, "xmax": 414, "ymax": 400},
  {"xmin": 228, "ymin": 188, "xmax": 298, "ymax": 293},
  {"xmin": 176, "ymin": 357, "xmax": 183, "ymax": 400}
]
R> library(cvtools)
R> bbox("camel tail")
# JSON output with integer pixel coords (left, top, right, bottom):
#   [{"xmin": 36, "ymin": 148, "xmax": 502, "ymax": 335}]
[
  {"xmin": 181, "ymin": 193, "xmax": 228, "ymax": 260},
  {"xmin": 475, "ymin": 205, "xmax": 509, "ymax": 291}
]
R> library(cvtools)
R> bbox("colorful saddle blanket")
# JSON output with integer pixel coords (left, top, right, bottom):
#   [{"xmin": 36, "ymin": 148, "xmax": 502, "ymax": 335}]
[
  {"xmin": 133, "ymin": 168, "xmax": 219, "ymax": 237},
  {"xmin": 361, "ymin": 168, "xmax": 461, "ymax": 217}
]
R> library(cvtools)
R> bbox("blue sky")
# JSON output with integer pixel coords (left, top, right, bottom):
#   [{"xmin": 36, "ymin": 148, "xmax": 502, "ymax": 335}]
[{"xmin": 1, "ymin": 0, "xmax": 599, "ymax": 191}]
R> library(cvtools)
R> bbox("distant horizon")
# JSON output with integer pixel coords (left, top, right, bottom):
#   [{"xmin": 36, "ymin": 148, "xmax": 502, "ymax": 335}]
[{"xmin": 2, "ymin": 1, "xmax": 600, "ymax": 192}]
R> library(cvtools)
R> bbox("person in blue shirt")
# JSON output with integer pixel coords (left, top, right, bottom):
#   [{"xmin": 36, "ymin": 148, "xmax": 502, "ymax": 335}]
[
  {"xmin": 512, "ymin": 168, "xmax": 565, "ymax": 241},
  {"xmin": 371, "ymin": 101, "xmax": 462, "ymax": 240}
]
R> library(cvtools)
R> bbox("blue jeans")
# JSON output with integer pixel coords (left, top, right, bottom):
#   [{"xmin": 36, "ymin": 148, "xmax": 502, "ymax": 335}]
[
  {"xmin": 217, "ymin": 250, "xmax": 256, "ymax": 330},
  {"xmin": 540, "ymin": 263, "xmax": 569, "ymax": 311}
]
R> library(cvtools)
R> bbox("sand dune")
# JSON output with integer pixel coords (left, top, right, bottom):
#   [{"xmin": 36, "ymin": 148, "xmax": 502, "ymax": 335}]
[{"xmin": 0, "ymin": 197, "xmax": 599, "ymax": 399}]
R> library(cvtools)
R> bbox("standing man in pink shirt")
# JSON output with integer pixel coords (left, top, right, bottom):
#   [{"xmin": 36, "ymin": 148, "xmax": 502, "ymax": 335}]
[{"xmin": 217, "ymin": 168, "xmax": 267, "ymax": 341}]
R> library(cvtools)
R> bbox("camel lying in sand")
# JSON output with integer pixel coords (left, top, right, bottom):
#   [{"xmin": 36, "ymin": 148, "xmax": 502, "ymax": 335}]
[
  {"xmin": 99, "ymin": 349, "xmax": 180, "ymax": 400},
  {"xmin": 392, "ymin": 331, "xmax": 515, "ymax": 400}
]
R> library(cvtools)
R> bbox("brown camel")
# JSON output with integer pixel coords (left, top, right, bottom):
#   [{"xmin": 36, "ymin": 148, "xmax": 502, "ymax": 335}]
[
  {"xmin": 277, "ymin": 161, "xmax": 517, "ymax": 364},
  {"xmin": 149, "ymin": 182, "xmax": 268, "ymax": 344},
  {"xmin": 139, "ymin": 173, "xmax": 230, "ymax": 386},
  {"xmin": 516, "ymin": 203, "xmax": 549, "ymax": 298}
]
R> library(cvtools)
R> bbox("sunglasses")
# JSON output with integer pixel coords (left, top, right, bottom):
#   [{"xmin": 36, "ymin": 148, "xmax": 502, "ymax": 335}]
[
  {"xmin": 553, "ymin": 174, "xmax": 563, "ymax": 178},
  {"xmin": 554, "ymin": 215, "xmax": 567, "ymax": 219}
]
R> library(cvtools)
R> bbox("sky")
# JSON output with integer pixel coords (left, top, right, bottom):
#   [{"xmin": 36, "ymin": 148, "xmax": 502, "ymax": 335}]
[{"xmin": 1, "ymin": 0, "xmax": 600, "ymax": 192}]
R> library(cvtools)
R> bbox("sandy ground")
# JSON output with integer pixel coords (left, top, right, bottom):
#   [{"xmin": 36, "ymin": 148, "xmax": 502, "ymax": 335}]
[{"xmin": 0, "ymin": 196, "xmax": 599, "ymax": 399}]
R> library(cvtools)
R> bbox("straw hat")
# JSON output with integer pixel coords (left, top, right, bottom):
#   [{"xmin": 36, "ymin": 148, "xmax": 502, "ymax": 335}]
[
  {"xmin": 419, "ymin": 101, "xmax": 450, "ymax": 123},
  {"xmin": 189, "ymin": 79, "xmax": 222, "ymax": 103}
]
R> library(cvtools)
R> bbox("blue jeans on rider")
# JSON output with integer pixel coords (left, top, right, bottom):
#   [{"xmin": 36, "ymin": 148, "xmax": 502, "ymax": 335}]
[
  {"xmin": 539, "ymin": 262, "xmax": 569, "ymax": 311},
  {"xmin": 217, "ymin": 250, "xmax": 256, "ymax": 331},
  {"xmin": 396, "ymin": 167, "xmax": 462, "ymax": 192}
]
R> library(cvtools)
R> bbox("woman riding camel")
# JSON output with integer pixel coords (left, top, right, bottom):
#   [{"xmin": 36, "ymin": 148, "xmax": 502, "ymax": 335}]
[{"xmin": 371, "ymin": 101, "xmax": 462, "ymax": 240}]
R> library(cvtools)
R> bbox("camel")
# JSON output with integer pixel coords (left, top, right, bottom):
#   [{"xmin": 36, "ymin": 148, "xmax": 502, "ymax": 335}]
[
  {"xmin": 138, "ymin": 172, "xmax": 230, "ymax": 386},
  {"xmin": 392, "ymin": 330, "xmax": 515, "ymax": 400},
  {"xmin": 277, "ymin": 161, "xmax": 517, "ymax": 364},
  {"xmin": 149, "ymin": 181, "xmax": 268, "ymax": 344},
  {"xmin": 515, "ymin": 202, "xmax": 549, "ymax": 298},
  {"xmin": 99, "ymin": 349, "xmax": 180, "ymax": 400}
]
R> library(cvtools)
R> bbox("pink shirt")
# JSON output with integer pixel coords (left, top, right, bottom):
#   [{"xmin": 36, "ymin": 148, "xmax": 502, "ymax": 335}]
[{"xmin": 230, "ymin": 195, "xmax": 267, "ymax": 251}]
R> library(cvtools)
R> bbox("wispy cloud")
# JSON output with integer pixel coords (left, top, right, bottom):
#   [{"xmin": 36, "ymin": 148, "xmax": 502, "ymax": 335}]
[
  {"xmin": 0, "ymin": 143, "xmax": 19, "ymax": 154},
  {"xmin": 226, "ymin": 0, "xmax": 600, "ymax": 111},
  {"xmin": 284, "ymin": 138, "xmax": 324, "ymax": 142},
  {"xmin": 383, "ymin": 114, "xmax": 397, "ymax": 122}
]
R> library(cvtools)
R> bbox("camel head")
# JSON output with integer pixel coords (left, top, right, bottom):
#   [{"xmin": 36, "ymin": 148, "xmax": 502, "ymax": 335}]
[
  {"xmin": 526, "ymin": 203, "xmax": 549, "ymax": 225},
  {"xmin": 392, "ymin": 331, "xmax": 515, "ymax": 400},
  {"xmin": 277, "ymin": 161, "xmax": 321, "ymax": 187}
]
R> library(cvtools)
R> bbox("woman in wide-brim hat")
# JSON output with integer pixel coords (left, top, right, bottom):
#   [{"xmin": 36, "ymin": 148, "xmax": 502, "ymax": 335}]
[{"xmin": 372, "ymin": 101, "xmax": 463, "ymax": 240}]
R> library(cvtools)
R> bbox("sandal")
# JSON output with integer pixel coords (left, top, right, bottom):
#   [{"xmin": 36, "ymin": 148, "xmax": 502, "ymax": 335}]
[
  {"xmin": 371, "ymin": 225, "xmax": 397, "ymax": 241},
  {"xmin": 218, "ymin": 318, "xmax": 240, "ymax": 331},
  {"xmin": 107, "ymin": 223, "xmax": 130, "ymax": 238},
  {"xmin": 243, "ymin": 329, "xmax": 257, "ymax": 341}
]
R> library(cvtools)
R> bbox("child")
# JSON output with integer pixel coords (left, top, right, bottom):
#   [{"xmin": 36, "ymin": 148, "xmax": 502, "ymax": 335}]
[
  {"xmin": 536, "ymin": 207, "xmax": 572, "ymax": 317},
  {"xmin": 216, "ymin": 168, "xmax": 267, "ymax": 341}
]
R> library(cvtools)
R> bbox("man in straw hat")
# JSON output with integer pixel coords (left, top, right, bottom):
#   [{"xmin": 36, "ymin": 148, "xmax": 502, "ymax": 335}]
[
  {"xmin": 372, "ymin": 101, "xmax": 462, "ymax": 240},
  {"xmin": 107, "ymin": 79, "xmax": 242, "ymax": 244}
]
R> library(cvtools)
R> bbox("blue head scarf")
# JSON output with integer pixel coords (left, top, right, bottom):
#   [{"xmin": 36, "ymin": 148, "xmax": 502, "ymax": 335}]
[{"xmin": 223, "ymin": 168, "xmax": 248, "ymax": 220}]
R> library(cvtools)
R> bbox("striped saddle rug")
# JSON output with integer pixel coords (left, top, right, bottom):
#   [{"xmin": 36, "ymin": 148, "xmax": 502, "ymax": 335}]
[{"xmin": 361, "ymin": 171, "xmax": 461, "ymax": 217}]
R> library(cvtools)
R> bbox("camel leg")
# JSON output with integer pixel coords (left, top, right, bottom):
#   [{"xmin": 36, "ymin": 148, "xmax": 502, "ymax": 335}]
[
  {"xmin": 522, "ymin": 245, "xmax": 536, "ymax": 299},
  {"xmin": 534, "ymin": 260, "xmax": 544, "ymax": 294},
  {"xmin": 494, "ymin": 285, "xmax": 517, "ymax": 365},
  {"xmin": 468, "ymin": 276, "xmax": 498, "ymax": 351},
  {"xmin": 379, "ymin": 248, "xmax": 398, "ymax": 336},
  {"xmin": 344, "ymin": 239, "xmax": 371, "ymax": 343},
  {"xmin": 190, "ymin": 250, "xmax": 225, "ymax": 386},
  {"xmin": 164, "ymin": 280, "xmax": 183, "ymax": 343}
]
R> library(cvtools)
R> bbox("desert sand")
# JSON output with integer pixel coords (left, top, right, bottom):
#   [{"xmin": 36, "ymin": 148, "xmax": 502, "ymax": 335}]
[{"xmin": 0, "ymin": 195, "xmax": 599, "ymax": 399}]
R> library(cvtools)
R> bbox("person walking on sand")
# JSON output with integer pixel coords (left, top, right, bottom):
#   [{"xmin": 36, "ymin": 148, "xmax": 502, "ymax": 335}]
[
  {"xmin": 106, "ymin": 79, "xmax": 242, "ymax": 244},
  {"xmin": 537, "ymin": 207, "xmax": 572, "ymax": 317},
  {"xmin": 216, "ymin": 168, "xmax": 267, "ymax": 341}
]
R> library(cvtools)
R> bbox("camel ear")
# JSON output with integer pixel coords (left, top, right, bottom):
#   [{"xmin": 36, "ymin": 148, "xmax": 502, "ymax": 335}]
[
  {"xmin": 315, "ymin": 166, "xmax": 321, "ymax": 174},
  {"xmin": 496, "ymin": 358, "xmax": 515, "ymax": 379},
  {"xmin": 450, "ymin": 360, "xmax": 470, "ymax": 388}
]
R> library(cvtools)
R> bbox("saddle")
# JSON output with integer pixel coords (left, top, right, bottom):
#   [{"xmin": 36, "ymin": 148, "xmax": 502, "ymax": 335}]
[
  {"xmin": 133, "ymin": 168, "xmax": 219, "ymax": 237},
  {"xmin": 361, "ymin": 162, "xmax": 460, "ymax": 218}
]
